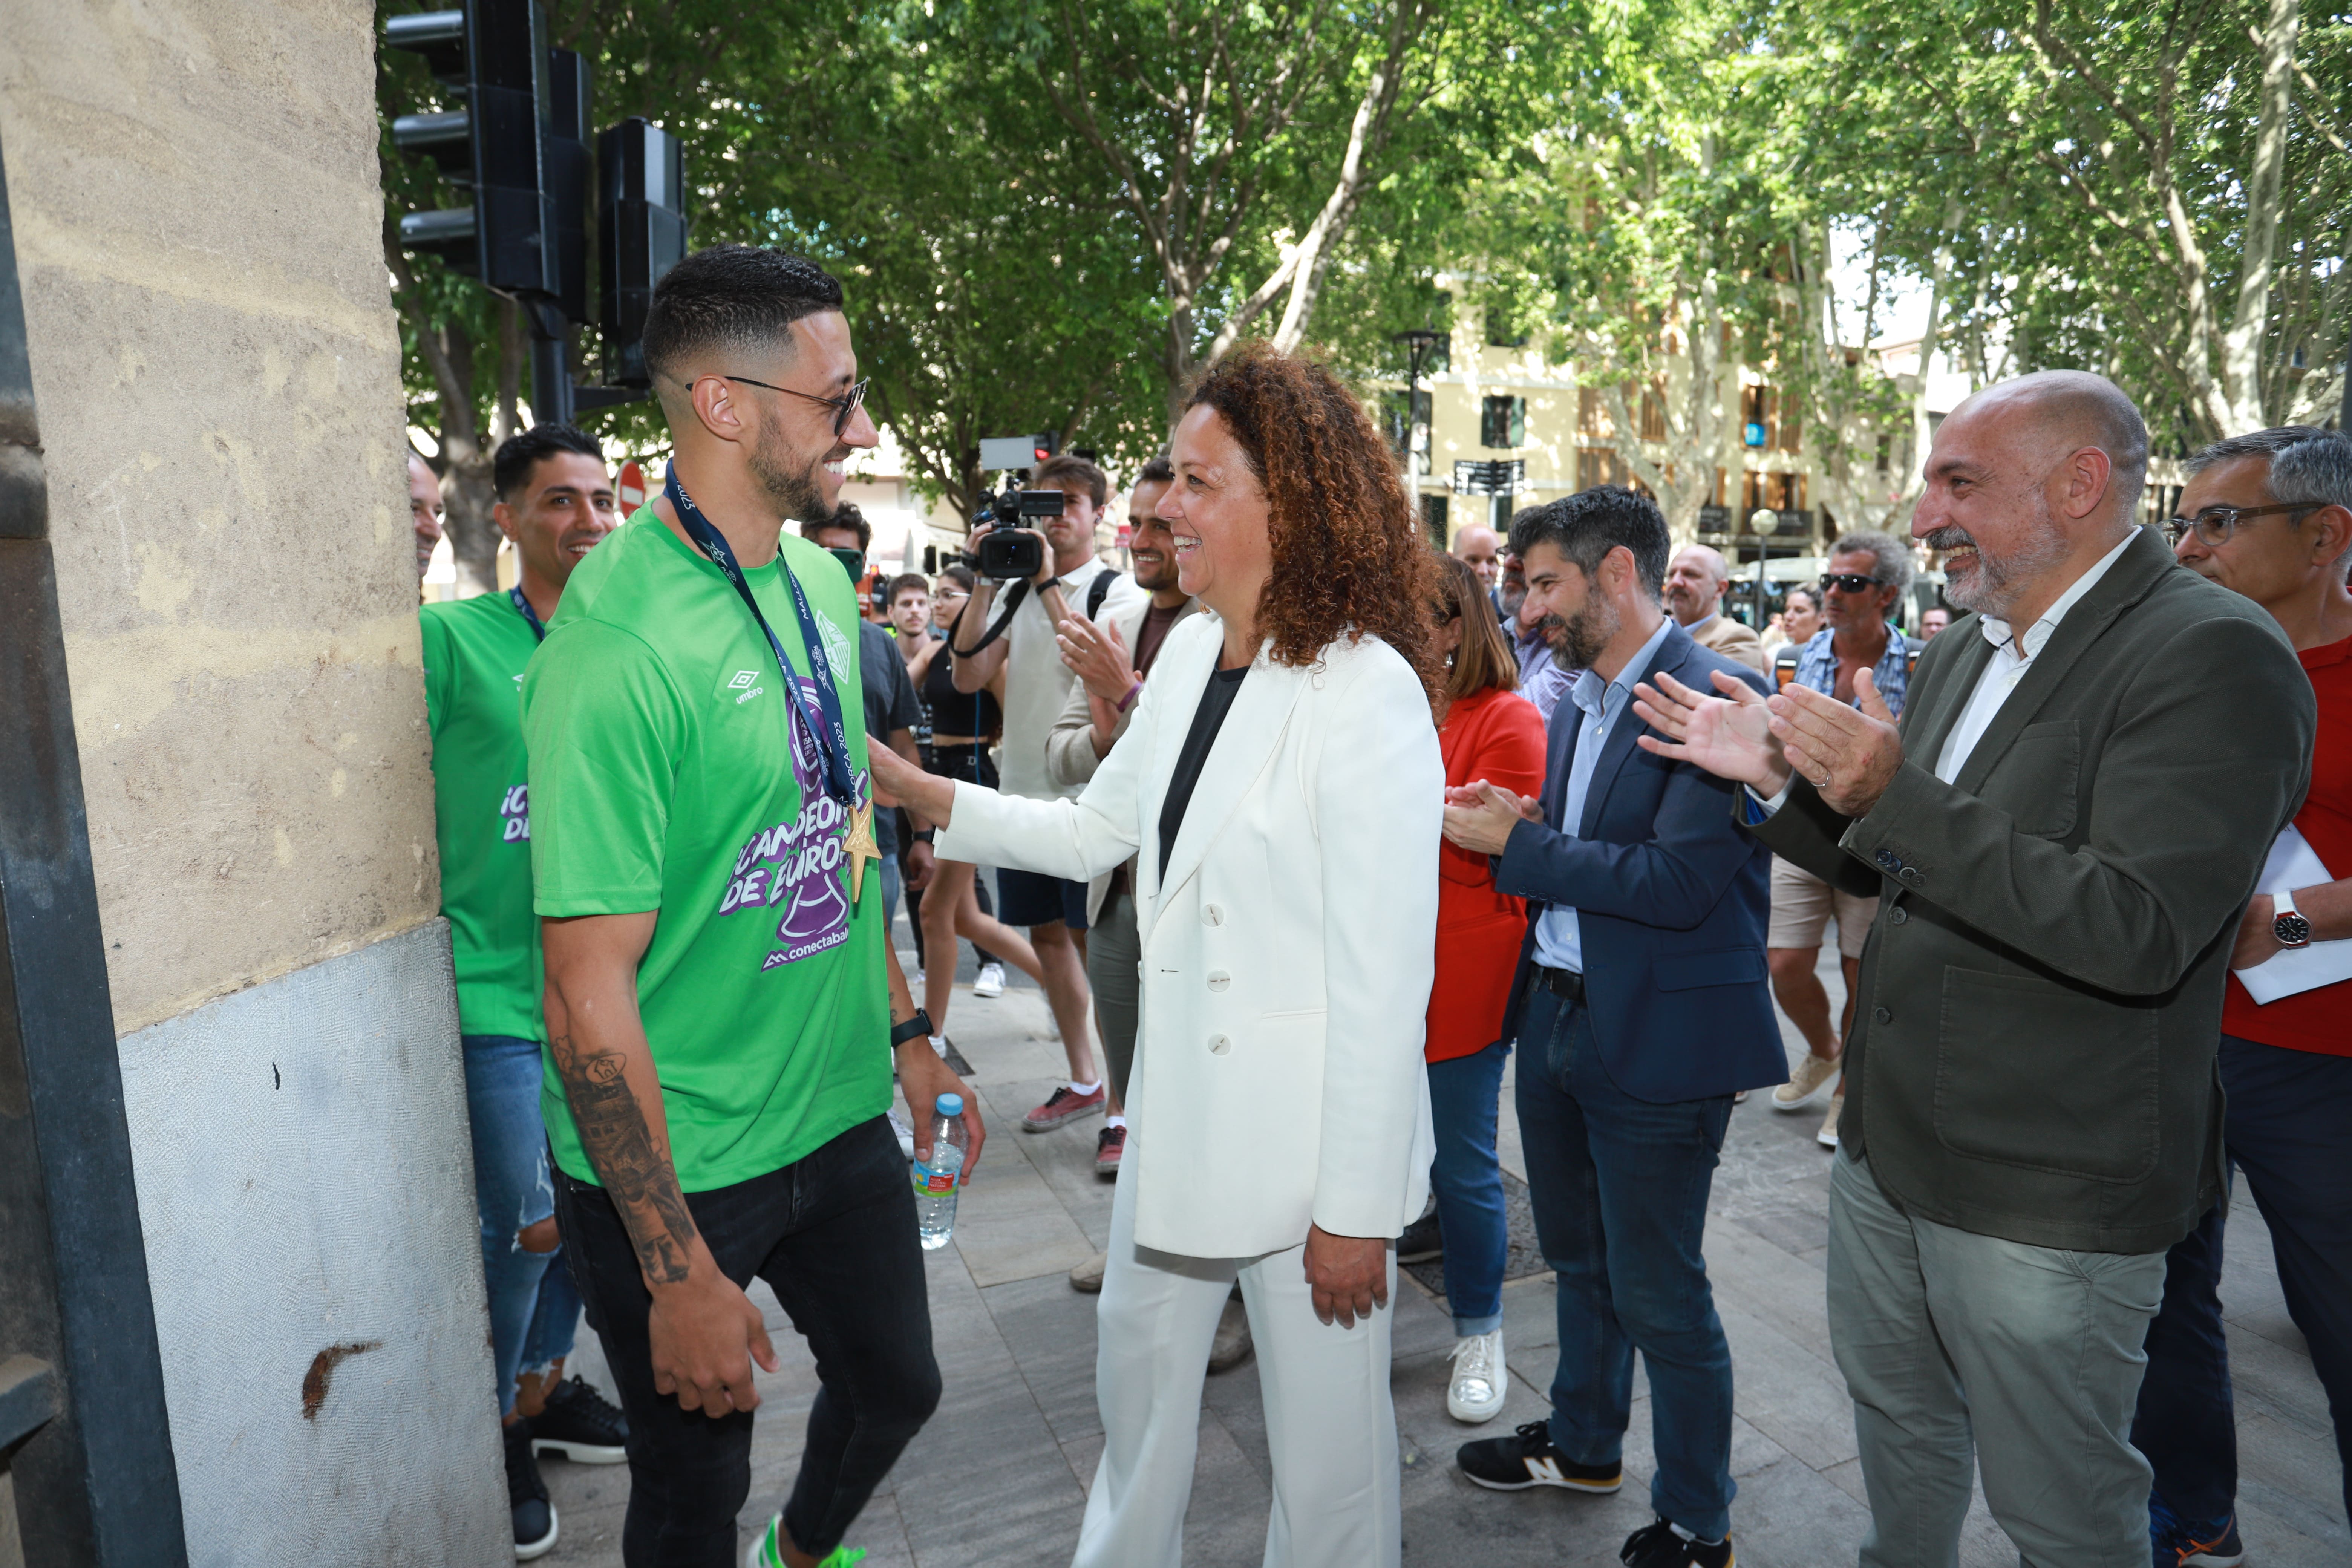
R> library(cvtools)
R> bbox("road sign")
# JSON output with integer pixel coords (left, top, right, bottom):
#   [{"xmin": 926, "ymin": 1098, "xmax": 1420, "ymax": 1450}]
[
  {"xmin": 1452, "ymin": 459, "xmax": 1524, "ymax": 496},
  {"xmin": 616, "ymin": 459, "xmax": 646, "ymax": 513}
]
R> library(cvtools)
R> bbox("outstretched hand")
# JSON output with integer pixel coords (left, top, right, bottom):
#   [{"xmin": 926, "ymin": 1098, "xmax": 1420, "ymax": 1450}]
[
  {"xmin": 1767, "ymin": 669, "xmax": 1903, "ymax": 817},
  {"xmin": 1633, "ymin": 669, "xmax": 1792, "ymax": 794}
]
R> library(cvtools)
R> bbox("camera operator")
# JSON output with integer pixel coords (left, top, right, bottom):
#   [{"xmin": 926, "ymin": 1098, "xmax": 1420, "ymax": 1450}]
[{"xmin": 951, "ymin": 454, "xmax": 1144, "ymax": 1133}]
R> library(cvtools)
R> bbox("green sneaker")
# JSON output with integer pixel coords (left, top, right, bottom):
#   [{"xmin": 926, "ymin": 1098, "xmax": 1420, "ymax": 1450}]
[{"xmin": 745, "ymin": 1513, "xmax": 865, "ymax": 1568}]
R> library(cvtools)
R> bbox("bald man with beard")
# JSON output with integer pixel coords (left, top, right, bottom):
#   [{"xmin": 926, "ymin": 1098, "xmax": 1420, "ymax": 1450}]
[{"xmin": 1634, "ymin": 370, "xmax": 2315, "ymax": 1566}]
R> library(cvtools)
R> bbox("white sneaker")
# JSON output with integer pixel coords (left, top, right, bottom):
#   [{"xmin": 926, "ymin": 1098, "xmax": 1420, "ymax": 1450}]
[
  {"xmin": 973, "ymin": 962, "xmax": 1007, "ymax": 998},
  {"xmin": 1447, "ymin": 1326, "xmax": 1507, "ymax": 1423},
  {"xmin": 1818, "ymin": 1090, "xmax": 1844, "ymax": 1148},
  {"xmin": 1772, "ymin": 1051, "xmax": 1842, "ymax": 1110}
]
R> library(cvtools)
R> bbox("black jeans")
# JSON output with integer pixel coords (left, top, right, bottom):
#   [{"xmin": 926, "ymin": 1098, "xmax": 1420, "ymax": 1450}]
[
  {"xmin": 2131, "ymin": 1034, "xmax": 2352, "ymax": 1525},
  {"xmin": 553, "ymin": 1116, "xmax": 940, "ymax": 1566}
]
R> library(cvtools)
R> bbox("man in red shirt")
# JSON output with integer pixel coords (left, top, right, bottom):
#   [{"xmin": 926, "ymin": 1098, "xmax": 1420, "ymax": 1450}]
[{"xmin": 2135, "ymin": 425, "xmax": 2352, "ymax": 1566}]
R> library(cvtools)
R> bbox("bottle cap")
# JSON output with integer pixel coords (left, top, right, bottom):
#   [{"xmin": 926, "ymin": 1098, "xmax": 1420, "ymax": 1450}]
[{"xmin": 935, "ymin": 1093, "xmax": 963, "ymax": 1116}]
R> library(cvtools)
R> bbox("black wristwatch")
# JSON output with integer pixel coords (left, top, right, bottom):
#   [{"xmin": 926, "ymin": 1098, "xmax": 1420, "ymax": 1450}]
[
  {"xmin": 890, "ymin": 1010, "xmax": 936, "ymax": 1048},
  {"xmin": 2272, "ymin": 889, "xmax": 2312, "ymax": 949}
]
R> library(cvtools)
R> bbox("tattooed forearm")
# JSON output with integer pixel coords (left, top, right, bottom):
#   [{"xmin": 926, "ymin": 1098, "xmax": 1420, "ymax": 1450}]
[{"xmin": 553, "ymin": 1034, "xmax": 699, "ymax": 1285}]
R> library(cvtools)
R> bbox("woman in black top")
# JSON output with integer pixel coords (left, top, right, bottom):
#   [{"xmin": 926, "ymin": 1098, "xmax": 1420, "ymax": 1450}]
[{"xmin": 913, "ymin": 564, "xmax": 1042, "ymax": 1041}]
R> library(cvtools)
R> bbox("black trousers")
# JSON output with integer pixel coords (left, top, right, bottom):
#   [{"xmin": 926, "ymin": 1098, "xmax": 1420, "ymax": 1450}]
[
  {"xmin": 2131, "ymin": 1034, "xmax": 2352, "ymax": 1526},
  {"xmin": 554, "ymin": 1116, "xmax": 940, "ymax": 1566}
]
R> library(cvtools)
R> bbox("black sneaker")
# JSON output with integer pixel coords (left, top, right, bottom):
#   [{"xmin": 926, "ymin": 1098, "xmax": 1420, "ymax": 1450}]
[
  {"xmin": 1620, "ymin": 1517, "xmax": 1733, "ymax": 1568},
  {"xmin": 1398, "ymin": 1207, "xmax": 1444, "ymax": 1264},
  {"xmin": 529, "ymin": 1375, "xmax": 628, "ymax": 1464},
  {"xmin": 1456, "ymin": 1418, "xmax": 1623, "ymax": 1492},
  {"xmin": 503, "ymin": 1420, "xmax": 559, "ymax": 1560}
]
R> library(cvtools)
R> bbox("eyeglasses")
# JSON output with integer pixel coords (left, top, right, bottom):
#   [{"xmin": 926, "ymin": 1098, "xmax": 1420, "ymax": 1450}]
[
  {"xmin": 720, "ymin": 374, "xmax": 870, "ymax": 438},
  {"xmin": 2164, "ymin": 502, "xmax": 2328, "ymax": 549},
  {"xmin": 1818, "ymin": 572, "xmax": 1886, "ymax": 595}
]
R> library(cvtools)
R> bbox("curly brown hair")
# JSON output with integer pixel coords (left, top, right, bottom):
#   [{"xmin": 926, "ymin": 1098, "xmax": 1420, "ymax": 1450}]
[{"xmin": 1186, "ymin": 342, "xmax": 1442, "ymax": 698}]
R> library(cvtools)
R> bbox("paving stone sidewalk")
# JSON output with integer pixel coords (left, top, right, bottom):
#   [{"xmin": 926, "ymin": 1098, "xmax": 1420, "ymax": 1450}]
[{"xmin": 536, "ymin": 931, "xmax": 2350, "ymax": 1567}]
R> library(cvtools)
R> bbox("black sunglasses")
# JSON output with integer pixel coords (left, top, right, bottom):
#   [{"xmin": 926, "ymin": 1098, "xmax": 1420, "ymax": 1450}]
[
  {"xmin": 721, "ymin": 374, "xmax": 870, "ymax": 439},
  {"xmin": 1819, "ymin": 572, "xmax": 1886, "ymax": 594},
  {"xmin": 2164, "ymin": 501, "xmax": 2327, "ymax": 549}
]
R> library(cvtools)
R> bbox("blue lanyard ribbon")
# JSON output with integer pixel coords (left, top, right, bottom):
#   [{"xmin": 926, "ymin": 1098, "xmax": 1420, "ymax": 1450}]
[
  {"xmin": 507, "ymin": 585, "xmax": 548, "ymax": 643},
  {"xmin": 664, "ymin": 465, "xmax": 858, "ymax": 807}
]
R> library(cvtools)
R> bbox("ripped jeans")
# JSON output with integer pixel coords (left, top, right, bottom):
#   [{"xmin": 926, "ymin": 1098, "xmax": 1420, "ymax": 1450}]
[{"xmin": 463, "ymin": 1034, "xmax": 582, "ymax": 1418}]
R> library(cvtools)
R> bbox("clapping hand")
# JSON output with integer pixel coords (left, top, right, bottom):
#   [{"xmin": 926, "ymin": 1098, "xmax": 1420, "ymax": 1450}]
[
  {"xmin": 1766, "ymin": 671, "xmax": 1904, "ymax": 816},
  {"xmin": 1057, "ymin": 614, "xmax": 1138, "ymax": 706},
  {"xmin": 1632, "ymin": 669, "xmax": 1791, "ymax": 791},
  {"xmin": 1441, "ymin": 779, "xmax": 1541, "ymax": 856}
]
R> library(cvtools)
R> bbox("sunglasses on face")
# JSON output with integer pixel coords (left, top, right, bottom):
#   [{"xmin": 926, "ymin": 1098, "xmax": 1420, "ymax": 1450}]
[
  {"xmin": 2164, "ymin": 502, "xmax": 2327, "ymax": 549},
  {"xmin": 720, "ymin": 374, "xmax": 870, "ymax": 439},
  {"xmin": 1819, "ymin": 573, "xmax": 1885, "ymax": 595}
]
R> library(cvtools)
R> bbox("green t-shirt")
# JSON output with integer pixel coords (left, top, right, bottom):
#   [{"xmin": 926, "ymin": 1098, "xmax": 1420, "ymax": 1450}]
[
  {"xmin": 421, "ymin": 592, "xmax": 544, "ymax": 1043},
  {"xmin": 521, "ymin": 510, "xmax": 891, "ymax": 1192}
]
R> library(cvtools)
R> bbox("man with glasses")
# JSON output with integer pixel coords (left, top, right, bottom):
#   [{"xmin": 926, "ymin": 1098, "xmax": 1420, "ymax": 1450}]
[
  {"xmin": 522, "ymin": 245, "xmax": 977, "ymax": 1568},
  {"xmin": 1764, "ymin": 533, "xmax": 1921, "ymax": 1148},
  {"xmin": 2132, "ymin": 426, "xmax": 2352, "ymax": 1568}
]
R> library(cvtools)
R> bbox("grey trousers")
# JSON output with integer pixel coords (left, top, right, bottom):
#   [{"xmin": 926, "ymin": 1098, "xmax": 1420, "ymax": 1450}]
[
  {"xmin": 1827, "ymin": 1148, "xmax": 2167, "ymax": 1568},
  {"xmin": 1087, "ymin": 888, "xmax": 1141, "ymax": 1105}
]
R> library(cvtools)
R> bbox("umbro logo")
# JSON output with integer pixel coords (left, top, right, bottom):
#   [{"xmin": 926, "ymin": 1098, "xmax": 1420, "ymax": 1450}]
[{"xmin": 728, "ymin": 670, "xmax": 758, "ymax": 689}]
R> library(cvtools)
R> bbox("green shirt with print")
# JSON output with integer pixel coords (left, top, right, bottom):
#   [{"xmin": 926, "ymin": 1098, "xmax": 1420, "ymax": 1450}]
[
  {"xmin": 421, "ymin": 592, "xmax": 544, "ymax": 1043},
  {"xmin": 521, "ymin": 509, "xmax": 890, "ymax": 1192}
]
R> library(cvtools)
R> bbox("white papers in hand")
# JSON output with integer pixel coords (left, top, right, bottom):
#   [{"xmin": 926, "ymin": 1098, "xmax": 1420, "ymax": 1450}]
[{"xmin": 2236, "ymin": 824, "xmax": 2352, "ymax": 1005}]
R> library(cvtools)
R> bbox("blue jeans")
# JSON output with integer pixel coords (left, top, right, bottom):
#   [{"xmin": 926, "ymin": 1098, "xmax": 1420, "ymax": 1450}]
[
  {"xmin": 2132, "ymin": 1035, "xmax": 2352, "ymax": 1526},
  {"xmin": 1427, "ymin": 1041, "xmax": 1511, "ymax": 1336},
  {"xmin": 1516, "ymin": 985, "xmax": 1736, "ymax": 1541},
  {"xmin": 462, "ymin": 1034, "xmax": 582, "ymax": 1417}
]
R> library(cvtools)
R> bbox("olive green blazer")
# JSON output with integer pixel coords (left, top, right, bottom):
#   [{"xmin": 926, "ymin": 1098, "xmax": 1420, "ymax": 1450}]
[{"xmin": 1754, "ymin": 527, "xmax": 2315, "ymax": 1253}]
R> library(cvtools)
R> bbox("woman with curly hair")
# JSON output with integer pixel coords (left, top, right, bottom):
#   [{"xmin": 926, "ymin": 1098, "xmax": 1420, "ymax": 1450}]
[{"xmin": 871, "ymin": 340, "xmax": 1444, "ymax": 1568}]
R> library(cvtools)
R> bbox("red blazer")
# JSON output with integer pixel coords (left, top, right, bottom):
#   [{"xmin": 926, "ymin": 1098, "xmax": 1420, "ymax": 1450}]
[{"xmin": 1427, "ymin": 684, "xmax": 1549, "ymax": 1061}]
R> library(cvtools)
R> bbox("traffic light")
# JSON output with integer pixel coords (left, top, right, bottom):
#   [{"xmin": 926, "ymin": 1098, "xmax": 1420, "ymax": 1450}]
[
  {"xmin": 386, "ymin": 1, "xmax": 560, "ymax": 299},
  {"xmin": 597, "ymin": 119, "xmax": 687, "ymax": 388},
  {"xmin": 385, "ymin": 0, "xmax": 672, "ymax": 420}
]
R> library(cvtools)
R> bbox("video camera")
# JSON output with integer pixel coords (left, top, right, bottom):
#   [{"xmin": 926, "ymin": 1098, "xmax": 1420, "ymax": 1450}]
[{"xmin": 944, "ymin": 481, "xmax": 1064, "ymax": 582}]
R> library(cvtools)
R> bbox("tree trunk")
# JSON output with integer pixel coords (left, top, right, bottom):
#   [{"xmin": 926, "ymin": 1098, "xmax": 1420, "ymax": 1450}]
[
  {"xmin": 2222, "ymin": 0, "xmax": 2300, "ymax": 429},
  {"xmin": 1901, "ymin": 202, "xmax": 1962, "ymax": 502}
]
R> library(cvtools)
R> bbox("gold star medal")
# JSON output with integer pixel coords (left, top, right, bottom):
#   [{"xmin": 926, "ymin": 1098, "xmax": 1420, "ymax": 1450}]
[{"xmin": 844, "ymin": 799, "xmax": 881, "ymax": 907}]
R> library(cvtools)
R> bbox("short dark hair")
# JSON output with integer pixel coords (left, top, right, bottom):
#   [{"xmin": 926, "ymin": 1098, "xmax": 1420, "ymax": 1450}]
[
  {"xmin": 1508, "ymin": 486, "xmax": 1669, "ymax": 600},
  {"xmin": 886, "ymin": 572, "xmax": 929, "ymax": 605},
  {"xmin": 640, "ymin": 244, "xmax": 845, "ymax": 387},
  {"xmin": 1134, "ymin": 456, "xmax": 1175, "ymax": 487},
  {"xmin": 801, "ymin": 502, "xmax": 870, "ymax": 553},
  {"xmin": 1033, "ymin": 454, "xmax": 1108, "ymax": 508},
  {"xmin": 492, "ymin": 423, "xmax": 604, "ymax": 502},
  {"xmin": 937, "ymin": 562, "xmax": 977, "ymax": 594}
]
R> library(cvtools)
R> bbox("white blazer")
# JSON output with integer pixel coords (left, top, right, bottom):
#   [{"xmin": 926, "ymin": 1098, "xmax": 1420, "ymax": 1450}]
[{"xmin": 936, "ymin": 614, "xmax": 1442, "ymax": 1258}]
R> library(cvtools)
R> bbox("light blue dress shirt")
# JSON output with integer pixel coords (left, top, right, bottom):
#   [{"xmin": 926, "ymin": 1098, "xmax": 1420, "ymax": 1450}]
[{"xmin": 1532, "ymin": 616, "xmax": 1677, "ymax": 974}]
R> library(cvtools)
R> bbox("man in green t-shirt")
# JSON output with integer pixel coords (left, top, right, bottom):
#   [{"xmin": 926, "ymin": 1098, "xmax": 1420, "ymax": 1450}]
[
  {"xmin": 523, "ymin": 244, "xmax": 981, "ymax": 1568},
  {"xmin": 423, "ymin": 422, "xmax": 629, "ymax": 1558}
]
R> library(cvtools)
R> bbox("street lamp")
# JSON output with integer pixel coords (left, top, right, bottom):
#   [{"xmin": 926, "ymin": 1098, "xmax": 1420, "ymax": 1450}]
[{"xmin": 1392, "ymin": 327, "xmax": 1446, "ymax": 526}]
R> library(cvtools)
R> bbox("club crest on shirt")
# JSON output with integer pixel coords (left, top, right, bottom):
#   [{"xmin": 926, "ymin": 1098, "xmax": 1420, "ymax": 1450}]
[{"xmin": 715, "ymin": 671, "xmax": 866, "ymax": 970}]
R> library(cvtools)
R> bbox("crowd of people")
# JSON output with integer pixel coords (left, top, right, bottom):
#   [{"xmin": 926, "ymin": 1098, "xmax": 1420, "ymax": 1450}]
[{"xmin": 410, "ymin": 241, "xmax": 2350, "ymax": 1568}]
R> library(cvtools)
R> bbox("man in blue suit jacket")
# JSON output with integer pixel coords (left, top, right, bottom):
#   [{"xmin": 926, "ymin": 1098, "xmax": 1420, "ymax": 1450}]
[{"xmin": 1442, "ymin": 487, "xmax": 1784, "ymax": 1568}]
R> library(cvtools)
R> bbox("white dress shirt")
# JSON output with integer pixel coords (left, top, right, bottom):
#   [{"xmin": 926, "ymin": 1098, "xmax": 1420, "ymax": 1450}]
[{"xmin": 1930, "ymin": 528, "xmax": 2138, "ymax": 781}]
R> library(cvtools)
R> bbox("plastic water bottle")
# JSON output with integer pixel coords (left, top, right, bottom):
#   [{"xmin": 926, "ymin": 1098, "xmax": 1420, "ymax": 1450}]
[{"xmin": 913, "ymin": 1093, "xmax": 968, "ymax": 1250}]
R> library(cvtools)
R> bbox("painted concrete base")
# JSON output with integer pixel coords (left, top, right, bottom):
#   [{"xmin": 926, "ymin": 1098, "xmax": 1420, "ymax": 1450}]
[{"xmin": 117, "ymin": 920, "xmax": 505, "ymax": 1567}]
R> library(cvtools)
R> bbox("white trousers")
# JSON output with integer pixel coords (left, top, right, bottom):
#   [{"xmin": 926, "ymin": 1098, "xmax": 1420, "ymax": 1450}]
[{"xmin": 1074, "ymin": 1137, "xmax": 1401, "ymax": 1568}]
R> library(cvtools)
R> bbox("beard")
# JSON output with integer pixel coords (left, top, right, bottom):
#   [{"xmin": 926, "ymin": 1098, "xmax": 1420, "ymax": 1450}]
[
  {"xmin": 747, "ymin": 407, "xmax": 839, "ymax": 526},
  {"xmin": 1499, "ymin": 580, "xmax": 1527, "ymax": 621},
  {"xmin": 1545, "ymin": 596, "xmax": 1619, "ymax": 671},
  {"xmin": 1926, "ymin": 502, "xmax": 2071, "ymax": 620}
]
